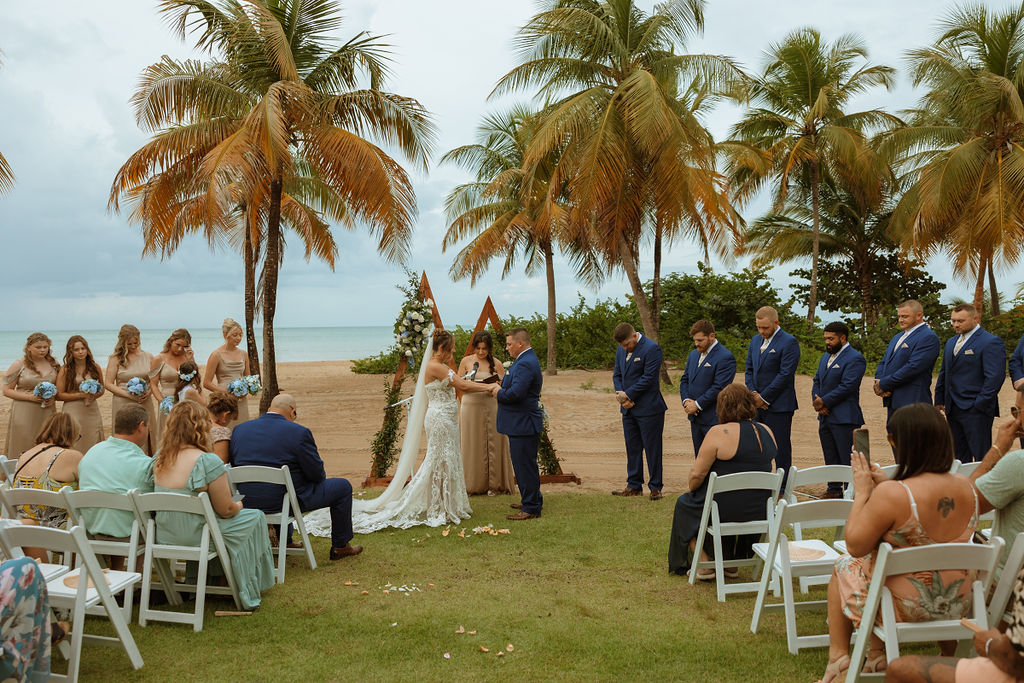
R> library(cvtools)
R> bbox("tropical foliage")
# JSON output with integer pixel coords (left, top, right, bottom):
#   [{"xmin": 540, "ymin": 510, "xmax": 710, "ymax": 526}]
[{"xmin": 0, "ymin": 53, "xmax": 12, "ymax": 194}]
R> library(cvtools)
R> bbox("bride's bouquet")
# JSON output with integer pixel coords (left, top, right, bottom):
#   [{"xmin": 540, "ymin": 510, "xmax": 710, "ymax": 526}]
[
  {"xmin": 125, "ymin": 377, "xmax": 148, "ymax": 397},
  {"xmin": 33, "ymin": 381, "xmax": 57, "ymax": 408},
  {"xmin": 79, "ymin": 378, "xmax": 102, "ymax": 395}
]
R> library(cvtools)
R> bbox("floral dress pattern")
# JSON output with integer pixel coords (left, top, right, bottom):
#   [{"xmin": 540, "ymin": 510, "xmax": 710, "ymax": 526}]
[
  {"xmin": 0, "ymin": 556, "xmax": 51, "ymax": 682},
  {"xmin": 834, "ymin": 480, "xmax": 979, "ymax": 626}
]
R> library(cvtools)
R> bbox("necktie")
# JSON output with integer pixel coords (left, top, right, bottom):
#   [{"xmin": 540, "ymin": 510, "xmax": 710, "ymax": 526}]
[
  {"xmin": 895, "ymin": 330, "xmax": 911, "ymax": 350},
  {"xmin": 698, "ymin": 352, "xmax": 707, "ymax": 366},
  {"xmin": 626, "ymin": 352, "xmax": 633, "ymax": 362},
  {"xmin": 953, "ymin": 334, "xmax": 967, "ymax": 356},
  {"xmin": 827, "ymin": 353, "xmax": 838, "ymax": 368},
  {"xmin": 760, "ymin": 338, "xmax": 770, "ymax": 352}
]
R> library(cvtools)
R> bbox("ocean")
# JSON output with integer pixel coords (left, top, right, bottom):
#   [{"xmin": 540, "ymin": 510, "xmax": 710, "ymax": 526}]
[{"xmin": 0, "ymin": 326, "xmax": 396, "ymax": 364}]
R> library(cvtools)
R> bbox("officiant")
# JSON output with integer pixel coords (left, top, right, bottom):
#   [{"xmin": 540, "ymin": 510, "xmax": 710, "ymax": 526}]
[{"xmin": 457, "ymin": 331, "xmax": 515, "ymax": 495}]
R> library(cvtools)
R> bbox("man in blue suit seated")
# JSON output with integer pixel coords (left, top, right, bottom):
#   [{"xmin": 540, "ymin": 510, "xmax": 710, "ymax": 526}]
[
  {"xmin": 611, "ymin": 322, "xmax": 668, "ymax": 500},
  {"xmin": 679, "ymin": 319, "xmax": 736, "ymax": 458},
  {"xmin": 811, "ymin": 321, "xmax": 866, "ymax": 497},
  {"xmin": 745, "ymin": 306, "xmax": 800, "ymax": 491},
  {"xmin": 935, "ymin": 304, "xmax": 1006, "ymax": 463},
  {"xmin": 489, "ymin": 328, "xmax": 544, "ymax": 521},
  {"xmin": 1010, "ymin": 331, "xmax": 1024, "ymax": 447},
  {"xmin": 873, "ymin": 299, "xmax": 941, "ymax": 428},
  {"xmin": 229, "ymin": 393, "xmax": 362, "ymax": 561}
]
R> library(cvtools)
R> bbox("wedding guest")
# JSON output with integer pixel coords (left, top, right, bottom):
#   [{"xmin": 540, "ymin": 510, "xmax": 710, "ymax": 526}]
[
  {"xmin": 668, "ymin": 384, "xmax": 777, "ymax": 578},
  {"xmin": 873, "ymin": 299, "xmax": 940, "ymax": 427},
  {"xmin": 811, "ymin": 322, "xmax": 865, "ymax": 497},
  {"xmin": 611, "ymin": 322, "xmax": 667, "ymax": 500},
  {"xmin": 1009, "ymin": 331, "xmax": 1024, "ymax": 447},
  {"xmin": 207, "ymin": 392, "xmax": 238, "ymax": 464},
  {"xmin": 744, "ymin": 306, "xmax": 799, "ymax": 491},
  {"xmin": 457, "ymin": 331, "xmax": 515, "ymax": 495},
  {"xmin": 171, "ymin": 360, "xmax": 205, "ymax": 406},
  {"xmin": 204, "ymin": 318, "xmax": 251, "ymax": 426},
  {"xmin": 151, "ymin": 328, "xmax": 194, "ymax": 442},
  {"xmin": 229, "ymin": 394, "xmax": 363, "ymax": 561},
  {"xmin": 966, "ymin": 416, "xmax": 1024, "ymax": 576},
  {"xmin": 104, "ymin": 325, "xmax": 157, "ymax": 455},
  {"xmin": 3, "ymin": 333, "xmax": 59, "ymax": 459},
  {"xmin": 153, "ymin": 401, "xmax": 274, "ymax": 610},
  {"xmin": 816, "ymin": 403, "xmax": 978, "ymax": 682},
  {"xmin": 0, "ymin": 556, "xmax": 52, "ymax": 682},
  {"xmin": 56, "ymin": 335, "xmax": 105, "ymax": 452},
  {"xmin": 679, "ymin": 319, "xmax": 737, "ymax": 456},
  {"xmin": 935, "ymin": 304, "xmax": 1006, "ymax": 463}
]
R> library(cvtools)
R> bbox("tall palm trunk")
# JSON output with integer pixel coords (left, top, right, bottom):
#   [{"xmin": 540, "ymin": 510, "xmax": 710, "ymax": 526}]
[
  {"xmin": 260, "ymin": 175, "xmax": 284, "ymax": 413},
  {"xmin": 856, "ymin": 253, "xmax": 876, "ymax": 333},
  {"xmin": 988, "ymin": 257, "xmax": 1000, "ymax": 316},
  {"xmin": 652, "ymin": 217, "xmax": 670, "ymax": 385},
  {"xmin": 243, "ymin": 223, "xmax": 261, "ymax": 378},
  {"xmin": 617, "ymin": 235, "xmax": 658, "ymax": 342},
  {"xmin": 543, "ymin": 241, "xmax": 557, "ymax": 375},
  {"xmin": 973, "ymin": 253, "xmax": 987, "ymax": 314},
  {"xmin": 807, "ymin": 161, "xmax": 821, "ymax": 323}
]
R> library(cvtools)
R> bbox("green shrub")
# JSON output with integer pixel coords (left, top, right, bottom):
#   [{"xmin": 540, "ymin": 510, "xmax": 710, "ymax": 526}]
[{"xmin": 351, "ymin": 350, "xmax": 401, "ymax": 375}]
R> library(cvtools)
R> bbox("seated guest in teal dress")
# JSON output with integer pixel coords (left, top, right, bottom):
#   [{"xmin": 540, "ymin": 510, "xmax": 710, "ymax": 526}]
[{"xmin": 152, "ymin": 400, "xmax": 274, "ymax": 610}]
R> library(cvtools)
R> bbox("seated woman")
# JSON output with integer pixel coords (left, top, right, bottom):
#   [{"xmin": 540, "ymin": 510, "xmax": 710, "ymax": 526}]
[
  {"xmin": 0, "ymin": 556, "xmax": 52, "ymax": 682},
  {"xmin": 207, "ymin": 391, "xmax": 238, "ymax": 464},
  {"xmin": 152, "ymin": 400, "xmax": 274, "ymax": 610},
  {"xmin": 668, "ymin": 383, "xmax": 777, "ymax": 578},
  {"xmin": 817, "ymin": 403, "xmax": 979, "ymax": 683}
]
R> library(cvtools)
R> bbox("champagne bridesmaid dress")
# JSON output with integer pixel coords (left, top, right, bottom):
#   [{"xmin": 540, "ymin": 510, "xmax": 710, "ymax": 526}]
[
  {"xmin": 459, "ymin": 369, "xmax": 515, "ymax": 495},
  {"xmin": 154, "ymin": 361, "xmax": 179, "ymax": 444},
  {"xmin": 111, "ymin": 353, "xmax": 158, "ymax": 455},
  {"xmin": 4, "ymin": 364, "xmax": 57, "ymax": 458},
  {"xmin": 215, "ymin": 357, "xmax": 249, "ymax": 426},
  {"xmin": 61, "ymin": 371, "xmax": 105, "ymax": 452}
]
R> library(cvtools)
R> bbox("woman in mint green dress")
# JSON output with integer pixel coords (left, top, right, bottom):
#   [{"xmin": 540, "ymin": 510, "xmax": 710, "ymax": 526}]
[{"xmin": 152, "ymin": 401, "xmax": 274, "ymax": 610}]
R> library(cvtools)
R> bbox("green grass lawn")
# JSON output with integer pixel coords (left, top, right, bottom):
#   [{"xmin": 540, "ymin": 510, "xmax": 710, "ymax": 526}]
[{"xmin": 70, "ymin": 491, "xmax": 887, "ymax": 681}]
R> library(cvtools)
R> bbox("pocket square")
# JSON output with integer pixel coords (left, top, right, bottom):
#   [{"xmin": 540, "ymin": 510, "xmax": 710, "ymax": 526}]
[
  {"xmin": 703, "ymin": 362, "xmax": 711, "ymax": 367},
  {"xmin": 632, "ymin": 357, "xmax": 641, "ymax": 362},
  {"xmin": 769, "ymin": 349, "xmax": 776, "ymax": 353},
  {"xmin": 900, "ymin": 343, "xmax": 909, "ymax": 349},
  {"xmin": 965, "ymin": 349, "xmax": 975, "ymax": 355}
]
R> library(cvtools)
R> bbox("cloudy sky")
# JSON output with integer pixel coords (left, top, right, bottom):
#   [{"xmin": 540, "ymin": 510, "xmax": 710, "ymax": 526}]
[{"xmin": 0, "ymin": 0, "xmax": 1013, "ymax": 332}]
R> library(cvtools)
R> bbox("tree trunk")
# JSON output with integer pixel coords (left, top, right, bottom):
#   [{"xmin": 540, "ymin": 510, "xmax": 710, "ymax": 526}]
[
  {"xmin": 807, "ymin": 161, "xmax": 820, "ymax": 323},
  {"xmin": 543, "ymin": 241, "xmax": 557, "ymax": 375},
  {"xmin": 259, "ymin": 175, "xmax": 284, "ymax": 413},
  {"xmin": 652, "ymin": 217, "xmax": 671, "ymax": 385},
  {"xmin": 988, "ymin": 256, "xmax": 1000, "ymax": 316},
  {"xmin": 973, "ymin": 254, "xmax": 987, "ymax": 315},
  {"xmin": 617, "ymin": 235, "xmax": 657, "ymax": 341},
  {"xmin": 857, "ymin": 253, "xmax": 876, "ymax": 333},
  {"xmin": 243, "ymin": 223, "xmax": 261, "ymax": 379}
]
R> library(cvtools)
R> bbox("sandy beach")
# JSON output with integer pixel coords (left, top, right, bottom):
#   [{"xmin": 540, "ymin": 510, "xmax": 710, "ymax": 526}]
[{"xmin": 3, "ymin": 361, "xmax": 1018, "ymax": 493}]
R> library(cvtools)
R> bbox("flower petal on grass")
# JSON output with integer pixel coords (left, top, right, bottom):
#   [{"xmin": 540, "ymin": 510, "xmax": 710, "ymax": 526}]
[
  {"xmin": 506, "ymin": 644, "xmax": 514, "ymax": 652},
  {"xmin": 442, "ymin": 527, "xmax": 450, "ymax": 537},
  {"xmin": 496, "ymin": 651, "xmax": 504, "ymax": 658},
  {"xmin": 455, "ymin": 625, "xmax": 465, "ymax": 634},
  {"xmin": 443, "ymin": 652, "xmax": 450, "ymax": 659},
  {"xmin": 361, "ymin": 591, "xmax": 369, "ymax": 595},
  {"xmin": 467, "ymin": 630, "xmax": 477, "ymax": 635},
  {"xmin": 478, "ymin": 646, "xmax": 489, "ymax": 653}
]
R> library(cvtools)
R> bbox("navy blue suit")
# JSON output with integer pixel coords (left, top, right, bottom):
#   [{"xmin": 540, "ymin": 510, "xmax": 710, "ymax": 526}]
[
  {"xmin": 1010, "ymin": 333, "xmax": 1024, "ymax": 448},
  {"xmin": 811, "ymin": 345, "xmax": 866, "ymax": 493},
  {"xmin": 935, "ymin": 327, "xmax": 1006, "ymax": 462},
  {"xmin": 496, "ymin": 348, "xmax": 544, "ymax": 514},
  {"xmin": 613, "ymin": 335, "xmax": 668, "ymax": 492},
  {"xmin": 229, "ymin": 412, "xmax": 353, "ymax": 548},
  {"xmin": 874, "ymin": 324, "xmax": 940, "ymax": 421},
  {"xmin": 745, "ymin": 328, "xmax": 800, "ymax": 489},
  {"xmin": 678, "ymin": 341, "xmax": 736, "ymax": 456}
]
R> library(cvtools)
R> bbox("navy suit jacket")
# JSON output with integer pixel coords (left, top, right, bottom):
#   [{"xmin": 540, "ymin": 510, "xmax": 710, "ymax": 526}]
[
  {"xmin": 1009, "ymin": 333, "xmax": 1024, "ymax": 386},
  {"xmin": 679, "ymin": 342, "xmax": 736, "ymax": 426},
  {"xmin": 935, "ymin": 327, "xmax": 1006, "ymax": 415},
  {"xmin": 744, "ymin": 328, "xmax": 800, "ymax": 413},
  {"xmin": 228, "ymin": 413, "xmax": 327, "ymax": 505},
  {"xmin": 496, "ymin": 348, "xmax": 544, "ymax": 436},
  {"xmin": 811, "ymin": 345, "xmax": 866, "ymax": 426},
  {"xmin": 613, "ymin": 335, "xmax": 668, "ymax": 416},
  {"xmin": 874, "ymin": 325, "xmax": 940, "ymax": 409}
]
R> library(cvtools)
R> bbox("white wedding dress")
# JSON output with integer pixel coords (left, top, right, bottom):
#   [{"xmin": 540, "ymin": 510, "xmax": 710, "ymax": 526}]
[{"xmin": 304, "ymin": 341, "xmax": 472, "ymax": 535}]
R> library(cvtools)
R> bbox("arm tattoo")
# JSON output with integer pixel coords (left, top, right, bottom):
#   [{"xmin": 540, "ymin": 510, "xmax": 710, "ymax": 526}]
[{"xmin": 937, "ymin": 497, "xmax": 955, "ymax": 518}]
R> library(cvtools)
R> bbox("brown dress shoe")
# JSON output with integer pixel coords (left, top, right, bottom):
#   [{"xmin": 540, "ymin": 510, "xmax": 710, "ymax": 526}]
[
  {"xmin": 329, "ymin": 544, "xmax": 364, "ymax": 561},
  {"xmin": 649, "ymin": 490, "xmax": 663, "ymax": 501},
  {"xmin": 612, "ymin": 487, "xmax": 642, "ymax": 496},
  {"xmin": 506, "ymin": 511, "xmax": 541, "ymax": 521},
  {"xmin": 509, "ymin": 503, "xmax": 522, "ymax": 510}
]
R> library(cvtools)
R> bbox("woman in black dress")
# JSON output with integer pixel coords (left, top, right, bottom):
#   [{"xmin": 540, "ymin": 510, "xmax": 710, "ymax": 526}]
[{"xmin": 668, "ymin": 383, "xmax": 778, "ymax": 577}]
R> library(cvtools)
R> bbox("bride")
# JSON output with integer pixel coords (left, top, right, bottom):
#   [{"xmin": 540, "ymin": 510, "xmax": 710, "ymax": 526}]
[{"xmin": 306, "ymin": 328, "xmax": 492, "ymax": 535}]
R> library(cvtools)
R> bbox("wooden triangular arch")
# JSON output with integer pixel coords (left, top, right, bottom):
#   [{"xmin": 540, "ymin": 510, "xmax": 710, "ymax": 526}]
[{"xmin": 462, "ymin": 296, "xmax": 504, "ymax": 357}]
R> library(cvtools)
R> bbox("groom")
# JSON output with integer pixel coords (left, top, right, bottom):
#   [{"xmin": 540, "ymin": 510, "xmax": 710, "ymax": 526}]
[{"xmin": 490, "ymin": 328, "xmax": 544, "ymax": 520}]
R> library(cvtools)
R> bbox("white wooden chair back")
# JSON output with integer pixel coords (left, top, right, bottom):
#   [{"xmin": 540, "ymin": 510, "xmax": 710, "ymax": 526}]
[
  {"xmin": 785, "ymin": 465, "xmax": 853, "ymax": 536},
  {"xmin": 987, "ymin": 532, "xmax": 1024, "ymax": 627},
  {"xmin": 0, "ymin": 455, "xmax": 17, "ymax": 482}
]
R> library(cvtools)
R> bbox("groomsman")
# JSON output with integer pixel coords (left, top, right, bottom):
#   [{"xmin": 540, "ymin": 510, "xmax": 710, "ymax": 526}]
[
  {"xmin": 745, "ymin": 306, "xmax": 800, "ymax": 490},
  {"xmin": 935, "ymin": 304, "xmax": 1006, "ymax": 463},
  {"xmin": 611, "ymin": 323, "xmax": 667, "ymax": 500},
  {"xmin": 679, "ymin": 319, "xmax": 736, "ymax": 457},
  {"xmin": 811, "ymin": 322, "xmax": 865, "ymax": 497},
  {"xmin": 1009, "ymin": 332, "xmax": 1024, "ymax": 447},
  {"xmin": 874, "ymin": 299, "xmax": 940, "ymax": 424}
]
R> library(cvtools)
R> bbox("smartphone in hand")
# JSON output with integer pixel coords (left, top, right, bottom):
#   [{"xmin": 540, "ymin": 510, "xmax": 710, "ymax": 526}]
[{"xmin": 853, "ymin": 428, "xmax": 870, "ymax": 465}]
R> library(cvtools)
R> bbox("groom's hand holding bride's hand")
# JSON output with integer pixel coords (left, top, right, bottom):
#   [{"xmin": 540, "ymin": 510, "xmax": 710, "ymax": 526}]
[{"xmin": 488, "ymin": 384, "xmax": 501, "ymax": 397}]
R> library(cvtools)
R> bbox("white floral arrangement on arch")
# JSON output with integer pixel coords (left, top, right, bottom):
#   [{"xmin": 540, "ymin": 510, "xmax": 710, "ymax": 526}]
[{"xmin": 396, "ymin": 298, "xmax": 435, "ymax": 367}]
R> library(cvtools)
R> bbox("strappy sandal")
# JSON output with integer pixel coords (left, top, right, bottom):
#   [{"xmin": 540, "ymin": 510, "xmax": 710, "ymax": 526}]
[
  {"xmin": 816, "ymin": 654, "xmax": 850, "ymax": 683},
  {"xmin": 861, "ymin": 652, "xmax": 887, "ymax": 674},
  {"xmin": 51, "ymin": 620, "xmax": 69, "ymax": 647}
]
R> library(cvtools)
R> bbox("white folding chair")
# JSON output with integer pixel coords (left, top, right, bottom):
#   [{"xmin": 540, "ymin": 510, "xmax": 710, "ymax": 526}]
[
  {"xmin": 688, "ymin": 470, "xmax": 784, "ymax": 601},
  {"xmin": 0, "ymin": 455, "xmax": 16, "ymax": 482},
  {"xmin": 226, "ymin": 464, "xmax": 317, "ymax": 583},
  {"xmin": 786, "ymin": 465, "xmax": 852, "ymax": 539},
  {"xmin": 0, "ymin": 518, "xmax": 70, "ymax": 582},
  {"xmin": 0, "ymin": 524, "xmax": 143, "ymax": 681},
  {"xmin": 845, "ymin": 538, "xmax": 1005, "ymax": 681},
  {"xmin": 987, "ymin": 532, "xmax": 1024, "ymax": 627},
  {"xmin": 953, "ymin": 460, "xmax": 981, "ymax": 478},
  {"xmin": 751, "ymin": 498, "xmax": 852, "ymax": 653},
  {"xmin": 132, "ymin": 490, "xmax": 242, "ymax": 631},
  {"xmin": 0, "ymin": 487, "xmax": 77, "ymax": 565}
]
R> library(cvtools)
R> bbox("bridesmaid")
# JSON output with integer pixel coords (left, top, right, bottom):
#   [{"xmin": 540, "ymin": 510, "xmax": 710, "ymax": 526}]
[
  {"xmin": 3, "ymin": 333, "xmax": 60, "ymax": 458},
  {"xmin": 104, "ymin": 324, "xmax": 158, "ymax": 455},
  {"xmin": 56, "ymin": 335, "xmax": 105, "ymax": 452},
  {"xmin": 457, "ymin": 331, "xmax": 515, "ymax": 495},
  {"xmin": 151, "ymin": 328, "xmax": 194, "ymax": 442},
  {"xmin": 203, "ymin": 318, "xmax": 252, "ymax": 427}
]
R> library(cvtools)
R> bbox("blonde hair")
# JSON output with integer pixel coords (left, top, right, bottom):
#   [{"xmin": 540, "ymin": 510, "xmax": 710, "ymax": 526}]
[
  {"xmin": 22, "ymin": 332, "xmax": 59, "ymax": 373},
  {"xmin": 155, "ymin": 401, "xmax": 212, "ymax": 473},
  {"xmin": 222, "ymin": 318, "xmax": 242, "ymax": 338},
  {"xmin": 162, "ymin": 328, "xmax": 192, "ymax": 353},
  {"xmin": 113, "ymin": 324, "xmax": 141, "ymax": 368},
  {"xmin": 34, "ymin": 412, "xmax": 80, "ymax": 449}
]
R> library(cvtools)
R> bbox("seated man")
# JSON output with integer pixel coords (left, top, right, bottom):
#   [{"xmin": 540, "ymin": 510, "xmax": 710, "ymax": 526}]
[{"xmin": 229, "ymin": 393, "xmax": 362, "ymax": 561}]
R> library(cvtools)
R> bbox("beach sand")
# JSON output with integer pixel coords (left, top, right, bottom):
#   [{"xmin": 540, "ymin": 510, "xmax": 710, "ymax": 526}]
[{"xmin": 4, "ymin": 361, "xmax": 1018, "ymax": 494}]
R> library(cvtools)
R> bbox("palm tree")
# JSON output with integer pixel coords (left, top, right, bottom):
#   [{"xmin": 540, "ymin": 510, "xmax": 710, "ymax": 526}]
[
  {"xmin": 109, "ymin": 0, "xmax": 435, "ymax": 411},
  {"xmin": 0, "ymin": 53, "xmax": 12, "ymax": 194},
  {"xmin": 725, "ymin": 28, "xmax": 897, "ymax": 321},
  {"xmin": 883, "ymin": 3, "xmax": 1024, "ymax": 313},
  {"xmin": 494, "ymin": 0, "xmax": 741, "ymax": 345},
  {"xmin": 441, "ymin": 105, "xmax": 596, "ymax": 375}
]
